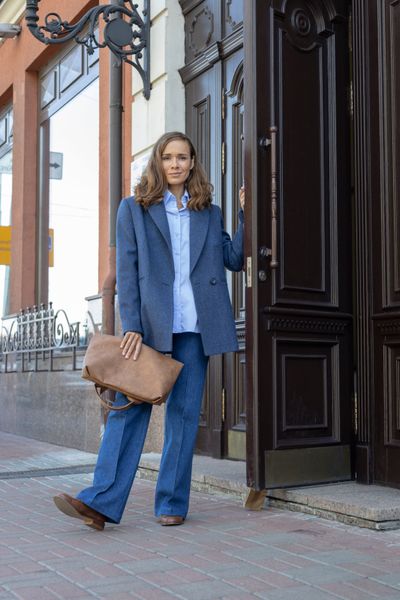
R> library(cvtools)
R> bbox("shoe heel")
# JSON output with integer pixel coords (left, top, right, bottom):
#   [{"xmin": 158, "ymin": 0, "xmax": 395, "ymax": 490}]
[{"xmin": 84, "ymin": 517, "xmax": 104, "ymax": 531}]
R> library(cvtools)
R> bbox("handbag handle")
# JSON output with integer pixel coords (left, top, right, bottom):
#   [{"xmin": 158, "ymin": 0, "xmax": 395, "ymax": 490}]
[{"xmin": 94, "ymin": 384, "xmax": 142, "ymax": 411}]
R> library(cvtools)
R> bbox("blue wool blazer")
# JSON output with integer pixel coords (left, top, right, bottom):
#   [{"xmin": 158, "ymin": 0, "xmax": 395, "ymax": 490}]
[{"xmin": 116, "ymin": 196, "xmax": 244, "ymax": 356}]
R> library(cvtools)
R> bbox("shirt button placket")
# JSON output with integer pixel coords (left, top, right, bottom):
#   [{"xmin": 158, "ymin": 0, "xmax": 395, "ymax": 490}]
[{"xmin": 177, "ymin": 208, "xmax": 182, "ymax": 331}]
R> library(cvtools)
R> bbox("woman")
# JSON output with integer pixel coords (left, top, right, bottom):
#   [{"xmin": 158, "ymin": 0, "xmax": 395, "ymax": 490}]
[{"xmin": 54, "ymin": 131, "xmax": 245, "ymax": 530}]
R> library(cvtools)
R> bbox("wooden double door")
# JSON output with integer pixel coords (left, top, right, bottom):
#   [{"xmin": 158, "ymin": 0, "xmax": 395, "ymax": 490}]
[
  {"xmin": 182, "ymin": 0, "xmax": 400, "ymax": 489},
  {"xmin": 352, "ymin": 0, "xmax": 400, "ymax": 488}
]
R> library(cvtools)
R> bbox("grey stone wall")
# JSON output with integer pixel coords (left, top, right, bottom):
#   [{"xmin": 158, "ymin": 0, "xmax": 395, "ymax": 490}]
[
  {"xmin": 0, "ymin": 368, "xmax": 165, "ymax": 454},
  {"xmin": 0, "ymin": 369, "xmax": 102, "ymax": 453}
]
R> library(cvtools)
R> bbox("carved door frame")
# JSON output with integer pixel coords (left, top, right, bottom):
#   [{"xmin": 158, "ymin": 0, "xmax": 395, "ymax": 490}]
[{"xmin": 353, "ymin": 0, "xmax": 400, "ymax": 487}]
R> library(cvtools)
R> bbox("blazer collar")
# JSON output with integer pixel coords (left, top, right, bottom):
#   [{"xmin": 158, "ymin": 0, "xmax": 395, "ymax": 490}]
[
  {"xmin": 148, "ymin": 201, "xmax": 172, "ymax": 254},
  {"xmin": 148, "ymin": 200, "xmax": 210, "ymax": 275},
  {"xmin": 190, "ymin": 208, "xmax": 210, "ymax": 274}
]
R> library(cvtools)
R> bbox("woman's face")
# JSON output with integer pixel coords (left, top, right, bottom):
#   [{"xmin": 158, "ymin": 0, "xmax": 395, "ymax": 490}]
[{"xmin": 161, "ymin": 139, "xmax": 194, "ymax": 189}]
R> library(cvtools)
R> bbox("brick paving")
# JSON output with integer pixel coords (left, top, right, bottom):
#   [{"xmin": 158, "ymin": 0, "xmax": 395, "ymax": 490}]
[{"xmin": 1, "ymin": 435, "xmax": 400, "ymax": 598}]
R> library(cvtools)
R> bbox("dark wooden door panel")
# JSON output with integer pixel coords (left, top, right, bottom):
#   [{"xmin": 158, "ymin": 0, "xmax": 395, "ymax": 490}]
[
  {"xmin": 272, "ymin": 2, "xmax": 351, "ymax": 309},
  {"xmin": 183, "ymin": 1, "xmax": 244, "ymax": 458},
  {"xmin": 378, "ymin": 0, "xmax": 400, "ymax": 310},
  {"xmin": 275, "ymin": 10, "xmax": 340, "ymax": 307},
  {"xmin": 382, "ymin": 339, "xmax": 400, "ymax": 447},
  {"xmin": 245, "ymin": 0, "xmax": 353, "ymax": 489},
  {"xmin": 183, "ymin": 0, "xmax": 221, "ymax": 65},
  {"xmin": 222, "ymin": 0, "xmax": 243, "ymax": 39},
  {"xmin": 274, "ymin": 337, "xmax": 339, "ymax": 446},
  {"xmin": 187, "ymin": 74, "xmax": 215, "ymax": 183},
  {"xmin": 368, "ymin": 0, "xmax": 400, "ymax": 486},
  {"xmin": 225, "ymin": 349, "xmax": 246, "ymax": 459},
  {"xmin": 223, "ymin": 47, "xmax": 246, "ymax": 460},
  {"xmin": 373, "ymin": 326, "xmax": 400, "ymax": 486},
  {"xmin": 185, "ymin": 66, "xmax": 224, "ymax": 456}
]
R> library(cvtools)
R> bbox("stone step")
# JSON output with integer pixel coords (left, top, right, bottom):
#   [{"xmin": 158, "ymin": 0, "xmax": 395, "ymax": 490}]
[{"xmin": 267, "ymin": 483, "xmax": 400, "ymax": 531}]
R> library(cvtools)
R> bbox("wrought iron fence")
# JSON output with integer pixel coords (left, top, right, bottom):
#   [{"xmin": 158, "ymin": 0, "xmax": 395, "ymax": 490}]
[{"xmin": 0, "ymin": 303, "xmax": 91, "ymax": 373}]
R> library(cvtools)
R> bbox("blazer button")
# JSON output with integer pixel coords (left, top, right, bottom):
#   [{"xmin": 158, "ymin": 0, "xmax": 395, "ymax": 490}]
[{"xmin": 210, "ymin": 278, "xmax": 217, "ymax": 285}]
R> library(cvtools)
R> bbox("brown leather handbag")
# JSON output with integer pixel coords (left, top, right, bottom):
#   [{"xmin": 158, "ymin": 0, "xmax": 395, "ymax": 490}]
[{"xmin": 82, "ymin": 333, "xmax": 184, "ymax": 411}]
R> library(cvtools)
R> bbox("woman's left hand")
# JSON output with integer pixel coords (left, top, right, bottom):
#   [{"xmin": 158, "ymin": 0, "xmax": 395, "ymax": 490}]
[
  {"xmin": 120, "ymin": 331, "xmax": 143, "ymax": 360},
  {"xmin": 239, "ymin": 186, "xmax": 245, "ymax": 210}
]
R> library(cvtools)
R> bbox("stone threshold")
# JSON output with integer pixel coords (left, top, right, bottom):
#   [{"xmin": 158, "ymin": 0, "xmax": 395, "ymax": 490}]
[
  {"xmin": 138, "ymin": 453, "xmax": 400, "ymax": 531},
  {"xmin": 267, "ymin": 483, "xmax": 400, "ymax": 531}
]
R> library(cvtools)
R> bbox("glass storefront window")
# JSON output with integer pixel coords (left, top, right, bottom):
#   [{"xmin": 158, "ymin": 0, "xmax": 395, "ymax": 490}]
[
  {"xmin": 0, "ymin": 149, "xmax": 12, "ymax": 317},
  {"xmin": 47, "ymin": 79, "xmax": 99, "ymax": 324}
]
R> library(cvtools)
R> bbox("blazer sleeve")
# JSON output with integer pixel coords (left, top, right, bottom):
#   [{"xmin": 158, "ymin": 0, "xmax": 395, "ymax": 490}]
[
  {"xmin": 116, "ymin": 198, "xmax": 144, "ymax": 336},
  {"xmin": 219, "ymin": 207, "xmax": 245, "ymax": 272}
]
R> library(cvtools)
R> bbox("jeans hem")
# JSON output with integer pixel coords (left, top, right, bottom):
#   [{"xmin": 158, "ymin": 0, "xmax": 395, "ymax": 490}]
[{"xmin": 76, "ymin": 494, "xmax": 121, "ymax": 524}]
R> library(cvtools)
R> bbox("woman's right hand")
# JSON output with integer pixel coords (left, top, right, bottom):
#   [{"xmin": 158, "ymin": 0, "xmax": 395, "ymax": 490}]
[
  {"xmin": 239, "ymin": 186, "xmax": 245, "ymax": 210},
  {"xmin": 120, "ymin": 331, "xmax": 142, "ymax": 361}
]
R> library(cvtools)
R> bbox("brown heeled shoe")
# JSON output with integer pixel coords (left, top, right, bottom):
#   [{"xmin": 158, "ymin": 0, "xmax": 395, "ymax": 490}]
[
  {"xmin": 53, "ymin": 493, "xmax": 106, "ymax": 531},
  {"xmin": 158, "ymin": 515, "xmax": 185, "ymax": 526}
]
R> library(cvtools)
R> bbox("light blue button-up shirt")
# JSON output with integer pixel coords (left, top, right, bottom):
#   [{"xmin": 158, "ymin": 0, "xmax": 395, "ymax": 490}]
[{"xmin": 163, "ymin": 189, "xmax": 200, "ymax": 333}]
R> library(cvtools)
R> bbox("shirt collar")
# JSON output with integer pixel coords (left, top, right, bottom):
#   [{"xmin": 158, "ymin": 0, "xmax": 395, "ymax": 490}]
[{"xmin": 163, "ymin": 188, "xmax": 189, "ymax": 208}]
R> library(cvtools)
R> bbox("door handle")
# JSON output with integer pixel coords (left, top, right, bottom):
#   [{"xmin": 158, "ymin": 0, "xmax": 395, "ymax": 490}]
[
  {"xmin": 259, "ymin": 127, "xmax": 279, "ymax": 269},
  {"xmin": 269, "ymin": 126, "xmax": 279, "ymax": 269}
]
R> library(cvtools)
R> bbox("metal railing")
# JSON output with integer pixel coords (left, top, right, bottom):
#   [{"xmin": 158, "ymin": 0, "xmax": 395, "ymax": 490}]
[{"xmin": 0, "ymin": 303, "xmax": 90, "ymax": 373}]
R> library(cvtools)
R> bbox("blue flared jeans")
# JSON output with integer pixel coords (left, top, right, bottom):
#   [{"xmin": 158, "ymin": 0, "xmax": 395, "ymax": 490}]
[{"xmin": 77, "ymin": 332, "xmax": 209, "ymax": 523}]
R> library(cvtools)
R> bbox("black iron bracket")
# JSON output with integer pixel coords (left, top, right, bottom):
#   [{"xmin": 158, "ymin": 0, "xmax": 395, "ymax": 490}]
[{"xmin": 25, "ymin": 0, "xmax": 151, "ymax": 99}]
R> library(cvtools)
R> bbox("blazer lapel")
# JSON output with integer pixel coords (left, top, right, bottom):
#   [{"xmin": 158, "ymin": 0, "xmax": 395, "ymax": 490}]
[
  {"xmin": 190, "ymin": 208, "xmax": 210, "ymax": 274},
  {"xmin": 148, "ymin": 202, "xmax": 172, "ymax": 255}
]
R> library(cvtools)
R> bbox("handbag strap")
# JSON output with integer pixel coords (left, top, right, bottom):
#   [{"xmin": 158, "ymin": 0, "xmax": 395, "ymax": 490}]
[{"xmin": 94, "ymin": 384, "xmax": 141, "ymax": 411}]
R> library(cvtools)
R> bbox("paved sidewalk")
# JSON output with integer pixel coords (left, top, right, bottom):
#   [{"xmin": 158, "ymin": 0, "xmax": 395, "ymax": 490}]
[
  {"xmin": 3, "ymin": 433, "xmax": 400, "ymax": 530},
  {"xmin": 1, "ymin": 434, "xmax": 400, "ymax": 599}
]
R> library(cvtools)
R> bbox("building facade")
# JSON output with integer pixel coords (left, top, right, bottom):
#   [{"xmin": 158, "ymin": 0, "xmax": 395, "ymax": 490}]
[{"xmin": 0, "ymin": 0, "xmax": 399, "ymax": 490}]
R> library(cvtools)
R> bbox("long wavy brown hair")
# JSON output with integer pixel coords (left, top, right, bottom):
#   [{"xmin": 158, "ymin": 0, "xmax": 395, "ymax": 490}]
[{"xmin": 134, "ymin": 132, "xmax": 213, "ymax": 210}]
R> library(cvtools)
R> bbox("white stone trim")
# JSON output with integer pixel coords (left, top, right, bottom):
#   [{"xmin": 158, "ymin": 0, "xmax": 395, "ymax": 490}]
[
  {"xmin": 0, "ymin": 0, "xmax": 25, "ymax": 25},
  {"xmin": 131, "ymin": 0, "xmax": 186, "ymax": 160}
]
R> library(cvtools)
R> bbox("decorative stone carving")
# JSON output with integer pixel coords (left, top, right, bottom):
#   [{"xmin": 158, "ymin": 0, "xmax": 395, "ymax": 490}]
[
  {"xmin": 274, "ymin": 1, "xmax": 336, "ymax": 52},
  {"xmin": 226, "ymin": 0, "xmax": 241, "ymax": 29},
  {"xmin": 285, "ymin": 4, "xmax": 319, "ymax": 51},
  {"xmin": 236, "ymin": 328, "xmax": 245, "ymax": 343},
  {"xmin": 188, "ymin": 5, "xmax": 214, "ymax": 57},
  {"xmin": 266, "ymin": 317, "xmax": 349, "ymax": 334},
  {"xmin": 291, "ymin": 8, "xmax": 312, "ymax": 36},
  {"xmin": 376, "ymin": 320, "xmax": 400, "ymax": 335}
]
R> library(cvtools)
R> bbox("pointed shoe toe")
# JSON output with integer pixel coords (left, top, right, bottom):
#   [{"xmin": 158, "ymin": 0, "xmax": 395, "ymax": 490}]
[{"xmin": 53, "ymin": 493, "xmax": 105, "ymax": 531}]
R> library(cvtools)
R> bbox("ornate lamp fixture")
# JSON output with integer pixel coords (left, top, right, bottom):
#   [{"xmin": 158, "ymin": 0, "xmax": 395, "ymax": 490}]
[{"xmin": 25, "ymin": 0, "xmax": 151, "ymax": 99}]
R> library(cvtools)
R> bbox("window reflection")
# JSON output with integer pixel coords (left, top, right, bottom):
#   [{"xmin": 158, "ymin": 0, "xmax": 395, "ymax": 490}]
[
  {"xmin": 0, "ymin": 149, "xmax": 12, "ymax": 317},
  {"xmin": 47, "ymin": 79, "xmax": 99, "ymax": 324}
]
